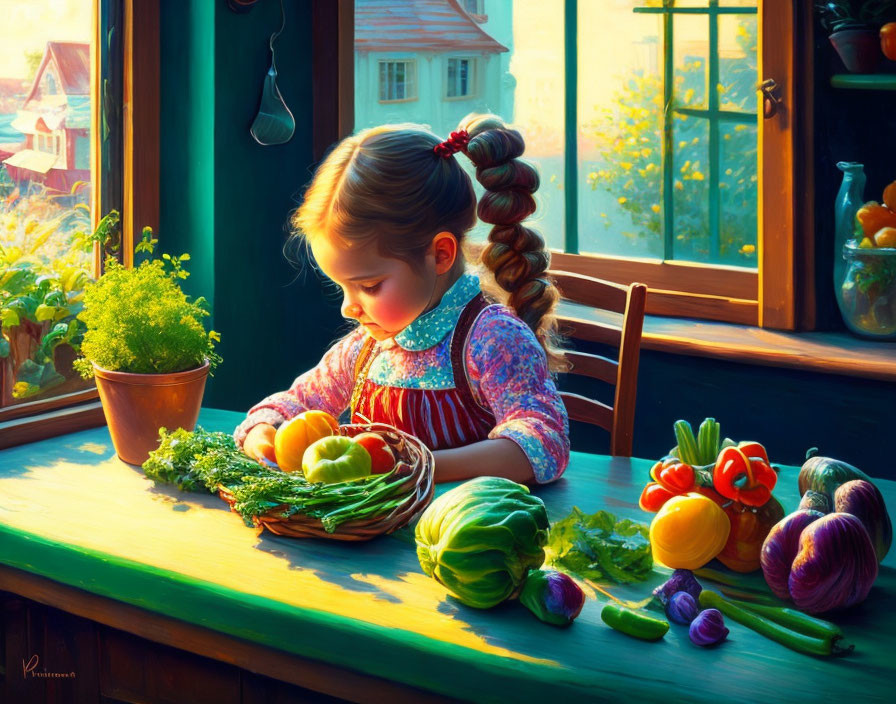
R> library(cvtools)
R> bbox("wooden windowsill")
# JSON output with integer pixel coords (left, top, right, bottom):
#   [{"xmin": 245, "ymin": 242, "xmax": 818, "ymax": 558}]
[{"xmin": 558, "ymin": 301, "xmax": 896, "ymax": 382}]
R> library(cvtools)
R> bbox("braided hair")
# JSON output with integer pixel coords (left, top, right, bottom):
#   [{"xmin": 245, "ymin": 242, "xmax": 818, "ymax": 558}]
[{"xmin": 459, "ymin": 114, "xmax": 566, "ymax": 373}]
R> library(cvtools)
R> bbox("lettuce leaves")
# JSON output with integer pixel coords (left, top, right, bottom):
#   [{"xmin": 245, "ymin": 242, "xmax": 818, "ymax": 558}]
[{"xmin": 544, "ymin": 507, "xmax": 653, "ymax": 584}]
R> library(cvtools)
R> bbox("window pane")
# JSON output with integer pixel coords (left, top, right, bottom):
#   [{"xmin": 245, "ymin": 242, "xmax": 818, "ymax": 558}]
[
  {"xmin": 718, "ymin": 12, "xmax": 757, "ymax": 113},
  {"xmin": 579, "ymin": 0, "xmax": 663, "ymax": 258},
  {"xmin": 354, "ymin": 0, "xmax": 565, "ymax": 249},
  {"xmin": 674, "ymin": 15, "xmax": 708, "ymax": 109},
  {"xmin": 672, "ymin": 115, "xmax": 710, "ymax": 262},
  {"xmin": 720, "ymin": 120, "xmax": 757, "ymax": 265},
  {"xmin": 1, "ymin": 1, "xmax": 96, "ymax": 408}
]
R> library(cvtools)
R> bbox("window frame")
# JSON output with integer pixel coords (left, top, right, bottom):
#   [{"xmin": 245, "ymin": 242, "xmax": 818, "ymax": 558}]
[
  {"xmin": 0, "ymin": 0, "xmax": 159, "ymax": 448},
  {"xmin": 445, "ymin": 56, "xmax": 478, "ymax": 101},
  {"xmin": 377, "ymin": 58, "xmax": 418, "ymax": 104}
]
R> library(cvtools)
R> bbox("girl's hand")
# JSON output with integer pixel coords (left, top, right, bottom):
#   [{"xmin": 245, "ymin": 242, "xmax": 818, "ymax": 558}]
[{"xmin": 244, "ymin": 423, "xmax": 278, "ymax": 463}]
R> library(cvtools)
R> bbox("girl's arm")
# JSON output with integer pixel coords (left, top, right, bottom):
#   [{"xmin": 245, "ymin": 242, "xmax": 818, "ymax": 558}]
[
  {"xmin": 433, "ymin": 437, "xmax": 534, "ymax": 484},
  {"xmin": 466, "ymin": 309, "xmax": 571, "ymax": 484},
  {"xmin": 234, "ymin": 327, "xmax": 367, "ymax": 446}
]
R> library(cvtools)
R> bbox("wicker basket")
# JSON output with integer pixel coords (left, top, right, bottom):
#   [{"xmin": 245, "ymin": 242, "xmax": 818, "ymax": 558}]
[{"xmin": 217, "ymin": 421, "xmax": 434, "ymax": 541}]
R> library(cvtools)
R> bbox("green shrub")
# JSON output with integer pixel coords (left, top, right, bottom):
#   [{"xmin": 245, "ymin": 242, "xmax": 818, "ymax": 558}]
[{"xmin": 74, "ymin": 224, "xmax": 221, "ymax": 377}]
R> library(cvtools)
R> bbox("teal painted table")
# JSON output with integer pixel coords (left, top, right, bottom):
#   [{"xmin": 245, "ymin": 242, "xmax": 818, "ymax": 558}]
[{"xmin": 1, "ymin": 408, "xmax": 894, "ymax": 703}]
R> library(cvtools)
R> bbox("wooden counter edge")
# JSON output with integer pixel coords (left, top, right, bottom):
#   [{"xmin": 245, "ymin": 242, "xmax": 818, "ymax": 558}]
[{"xmin": 0, "ymin": 564, "xmax": 456, "ymax": 704}]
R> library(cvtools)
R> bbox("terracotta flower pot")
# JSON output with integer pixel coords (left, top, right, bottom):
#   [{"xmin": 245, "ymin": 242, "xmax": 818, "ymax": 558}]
[
  {"xmin": 830, "ymin": 29, "xmax": 882, "ymax": 74},
  {"xmin": 93, "ymin": 360, "xmax": 210, "ymax": 465}
]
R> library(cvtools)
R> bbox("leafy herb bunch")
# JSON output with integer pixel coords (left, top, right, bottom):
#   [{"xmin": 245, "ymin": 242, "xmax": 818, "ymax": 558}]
[
  {"xmin": 815, "ymin": 0, "xmax": 896, "ymax": 32},
  {"xmin": 73, "ymin": 214, "xmax": 221, "ymax": 377}
]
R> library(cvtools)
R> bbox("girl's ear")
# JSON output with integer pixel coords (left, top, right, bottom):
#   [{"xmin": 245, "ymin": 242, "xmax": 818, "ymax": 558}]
[{"xmin": 431, "ymin": 231, "xmax": 458, "ymax": 275}]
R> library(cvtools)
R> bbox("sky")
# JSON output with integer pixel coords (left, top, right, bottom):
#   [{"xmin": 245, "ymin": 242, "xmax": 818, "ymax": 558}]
[{"xmin": 0, "ymin": 0, "xmax": 91, "ymax": 80}]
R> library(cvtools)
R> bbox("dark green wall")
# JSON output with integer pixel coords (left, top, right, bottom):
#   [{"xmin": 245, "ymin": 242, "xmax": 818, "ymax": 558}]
[
  {"xmin": 160, "ymin": 0, "xmax": 346, "ymax": 414},
  {"xmin": 157, "ymin": 2, "xmax": 893, "ymax": 479}
]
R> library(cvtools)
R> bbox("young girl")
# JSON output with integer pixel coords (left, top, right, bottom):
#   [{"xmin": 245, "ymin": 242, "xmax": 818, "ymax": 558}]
[{"xmin": 235, "ymin": 113, "xmax": 569, "ymax": 484}]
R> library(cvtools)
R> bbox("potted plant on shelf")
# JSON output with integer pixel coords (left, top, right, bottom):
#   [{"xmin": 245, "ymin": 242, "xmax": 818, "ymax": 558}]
[
  {"xmin": 73, "ymin": 214, "xmax": 222, "ymax": 464},
  {"xmin": 816, "ymin": 0, "xmax": 896, "ymax": 73}
]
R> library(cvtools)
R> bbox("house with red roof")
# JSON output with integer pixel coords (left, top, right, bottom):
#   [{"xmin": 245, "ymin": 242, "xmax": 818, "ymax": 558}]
[
  {"xmin": 354, "ymin": 0, "xmax": 512, "ymax": 137},
  {"xmin": 2, "ymin": 41, "xmax": 91, "ymax": 194}
]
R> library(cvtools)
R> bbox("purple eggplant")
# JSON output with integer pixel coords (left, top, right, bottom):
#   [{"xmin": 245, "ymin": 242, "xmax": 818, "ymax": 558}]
[
  {"xmin": 760, "ymin": 509, "xmax": 825, "ymax": 601},
  {"xmin": 519, "ymin": 569, "xmax": 586, "ymax": 627},
  {"xmin": 762, "ymin": 510, "xmax": 878, "ymax": 614},
  {"xmin": 653, "ymin": 569, "xmax": 702, "ymax": 607},
  {"xmin": 666, "ymin": 591, "xmax": 699, "ymax": 625},
  {"xmin": 788, "ymin": 513, "xmax": 878, "ymax": 614},
  {"xmin": 689, "ymin": 608, "xmax": 729, "ymax": 647},
  {"xmin": 834, "ymin": 480, "xmax": 892, "ymax": 563}
]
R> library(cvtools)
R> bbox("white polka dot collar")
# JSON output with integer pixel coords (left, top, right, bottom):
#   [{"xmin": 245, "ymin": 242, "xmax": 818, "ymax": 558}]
[{"xmin": 393, "ymin": 272, "xmax": 481, "ymax": 351}]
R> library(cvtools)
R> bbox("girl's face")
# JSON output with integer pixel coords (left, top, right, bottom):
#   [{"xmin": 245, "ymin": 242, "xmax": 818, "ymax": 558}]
[{"xmin": 309, "ymin": 235, "xmax": 439, "ymax": 341}]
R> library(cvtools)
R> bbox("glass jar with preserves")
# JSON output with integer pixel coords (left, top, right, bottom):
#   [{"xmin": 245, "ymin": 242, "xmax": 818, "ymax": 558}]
[{"xmin": 837, "ymin": 243, "xmax": 896, "ymax": 340}]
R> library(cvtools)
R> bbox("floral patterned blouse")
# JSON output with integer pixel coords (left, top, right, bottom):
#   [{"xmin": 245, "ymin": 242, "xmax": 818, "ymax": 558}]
[{"xmin": 234, "ymin": 271, "xmax": 570, "ymax": 483}]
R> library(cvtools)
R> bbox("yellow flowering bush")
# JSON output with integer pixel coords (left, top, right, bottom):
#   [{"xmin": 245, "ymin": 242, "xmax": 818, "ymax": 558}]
[
  {"xmin": 74, "ymin": 228, "xmax": 221, "ymax": 377},
  {"xmin": 586, "ymin": 18, "xmax": 758, "ymax": 265}
]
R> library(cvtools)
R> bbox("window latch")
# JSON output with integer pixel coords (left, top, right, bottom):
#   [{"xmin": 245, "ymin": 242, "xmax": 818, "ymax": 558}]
[{"xmin": 760, "ymin": 79, "xmax": 783, "ymax": 119}]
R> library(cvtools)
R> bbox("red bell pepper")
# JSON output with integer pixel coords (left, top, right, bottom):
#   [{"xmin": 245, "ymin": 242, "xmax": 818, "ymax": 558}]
[
  {"xmin": 649, "ymin": 458, "xmax": 697, "ymax": 494},
  {"xmin": 713, "ymin": 445, "xmax": 778, "ymax": 507},
  {"xmin": 638, "ymin": 482, "xmax": 676, "ymax": 513}
]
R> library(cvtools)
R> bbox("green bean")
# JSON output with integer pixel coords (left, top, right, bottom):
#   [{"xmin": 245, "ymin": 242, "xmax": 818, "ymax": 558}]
[
  {"xmin": 731, "ymin": 600, "xmax": 844, "ymax": 641},
  {"xmin": 699, "ymin": 590, "xmax": 853, "ymax": 657}
]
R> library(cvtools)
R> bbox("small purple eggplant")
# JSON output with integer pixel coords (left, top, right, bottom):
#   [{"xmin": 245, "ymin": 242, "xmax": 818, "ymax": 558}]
[
  {"xmin": 653, "ymin": 569, "xmax": 702, "ymax": 607},
  {"xmin": 666, "ymin": 591, "xmax": 699, "ymax": 625},
  {"xmin": 689, "ymin": 608, "xmax": 729, "ymax": 647},
  {"xmin": 519, "ymin": 569, "xmax": 586, "ymax": 627}
]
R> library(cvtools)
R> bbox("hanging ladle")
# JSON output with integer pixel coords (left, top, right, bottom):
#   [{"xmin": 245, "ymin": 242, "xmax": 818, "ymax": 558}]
[{"xmin": 250, "ymin": 0, "xmax": 295, "ymax": 146}]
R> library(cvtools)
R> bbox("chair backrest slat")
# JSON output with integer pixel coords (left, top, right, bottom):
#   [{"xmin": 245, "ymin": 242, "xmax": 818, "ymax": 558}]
[
  {"xmin": 565, "ymin": 350, "xmax": 618, "ymax": 386},
  {"xmin": 559, "ymin": 392, "xmax": 613, "ymax": 431},
  {"xmin": 549, "ymin": 270, "xmax": 629, "ymax": 313},
  {"xmin": 550, "ymin": 269, "xmax": 647, "ymax": 457},
  {"xmin": 559, "ymin": 317, "xmax": 623, "ymax": 348}
]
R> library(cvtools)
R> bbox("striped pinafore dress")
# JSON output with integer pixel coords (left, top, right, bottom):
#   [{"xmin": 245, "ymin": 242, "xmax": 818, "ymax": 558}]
[{"xmin": 349, "ymin": 293, "xmax": 496, "ymax": 450}]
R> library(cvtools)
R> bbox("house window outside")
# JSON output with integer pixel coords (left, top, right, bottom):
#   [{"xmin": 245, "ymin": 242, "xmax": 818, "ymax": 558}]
[
  {"xmin": 463, "ymin": 0, "xmax": 483, "ymax": 15},
  {"xmin": 378, "ymin": 60, "xmax": 417, "ymax": 102},
  {"xmin": 446, "ymin": 58, "xmax": 476, "ymax": 99}
]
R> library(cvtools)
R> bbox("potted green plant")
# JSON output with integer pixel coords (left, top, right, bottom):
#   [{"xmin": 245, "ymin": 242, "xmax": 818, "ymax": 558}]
[
  {"xmin": 74, "ymin": 214, "xmax": 222, "ymax": 464},
  {"xmin": 816, "ymin": 0, "xmax": 896, "ymax": 73}
]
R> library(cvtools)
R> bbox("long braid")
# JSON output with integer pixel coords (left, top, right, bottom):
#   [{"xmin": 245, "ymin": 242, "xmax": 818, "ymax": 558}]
[{"xmin": 459, "ymin": 114, "xmax": 567, "ymax": 373}]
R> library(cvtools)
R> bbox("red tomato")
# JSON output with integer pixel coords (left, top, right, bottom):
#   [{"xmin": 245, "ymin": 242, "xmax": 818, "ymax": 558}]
[{"xmin": 881, "ymin": 23, "xmax": 896, "ymax": 61}]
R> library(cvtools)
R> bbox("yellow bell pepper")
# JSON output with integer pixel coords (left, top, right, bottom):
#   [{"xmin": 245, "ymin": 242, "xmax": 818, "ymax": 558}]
[{"xmin": 649, "ymin": 493, "xmax": 731, "ymax": 570}]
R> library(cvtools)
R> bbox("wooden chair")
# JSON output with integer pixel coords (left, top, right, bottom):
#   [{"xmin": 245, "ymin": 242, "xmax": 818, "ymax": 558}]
[{"xmin": 548, "ymin": 270, "xmax": 647, "ymax": 457}]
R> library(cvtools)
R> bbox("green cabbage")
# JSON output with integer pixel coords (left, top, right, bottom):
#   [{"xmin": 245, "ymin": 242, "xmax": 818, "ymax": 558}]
[{"xmin": 414, "ymin": 476, "xmax": 549, "ymax": 609}]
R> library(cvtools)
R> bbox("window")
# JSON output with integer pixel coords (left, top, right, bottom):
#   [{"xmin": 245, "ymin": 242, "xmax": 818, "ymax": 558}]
[
  {"xmin": 378, "ymin": 60, "xmax": 417, "ymax": 102},
  {"xmin": 0, "ymin": 0, "xmax": 159, "ymax": 448},
  {"xmin": 347, "ymin": 1, "xmax": 807, "ymax": 330},
  {"xmin": 463, "ymin": 0, "xmax": 484, "ymax": 15},
  {"xmin": 446, "ymin": 58, "xmax": 476, "ymax": 99}
]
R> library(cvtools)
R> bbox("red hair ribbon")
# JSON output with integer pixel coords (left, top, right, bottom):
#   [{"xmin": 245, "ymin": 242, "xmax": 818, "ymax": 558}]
[{"xmin": 434, "ymin": 130, "xmax": 470, "ymax": 158}]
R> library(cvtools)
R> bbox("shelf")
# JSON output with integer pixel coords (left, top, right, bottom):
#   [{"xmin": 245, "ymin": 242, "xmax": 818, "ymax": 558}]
[{"xmin": 831, "ymin": 73, "xmax": 896, "ymax": 90}]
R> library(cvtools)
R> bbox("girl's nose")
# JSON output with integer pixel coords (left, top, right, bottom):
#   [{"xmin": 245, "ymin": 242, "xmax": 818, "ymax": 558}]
[{"xmin": 342, "ymin": 300, "xmax": 362, "ymax": 319}]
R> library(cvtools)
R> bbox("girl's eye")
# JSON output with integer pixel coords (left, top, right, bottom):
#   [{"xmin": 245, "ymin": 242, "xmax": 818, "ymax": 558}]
[{"xmin": 360, "ymin": 282, "xmax": 382, "ymax": 293}]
